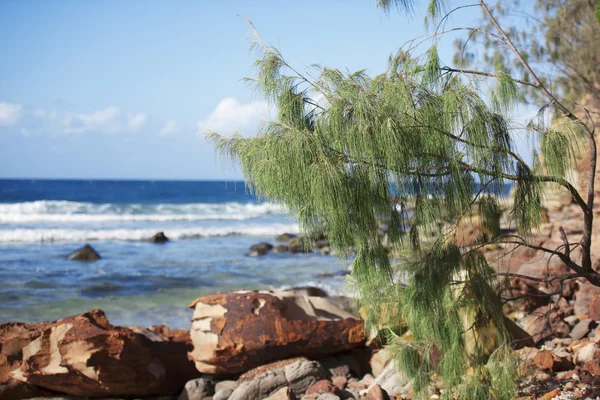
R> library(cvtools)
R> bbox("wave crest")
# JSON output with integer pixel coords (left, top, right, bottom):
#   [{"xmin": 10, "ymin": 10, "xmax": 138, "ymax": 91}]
[
  {"xmin": 0, "ymin": 200, "xmax": 285, "ymax": 223},
  {"xmin": 0, "ymin": 223, "xmax": 299, "ymax": 243}
]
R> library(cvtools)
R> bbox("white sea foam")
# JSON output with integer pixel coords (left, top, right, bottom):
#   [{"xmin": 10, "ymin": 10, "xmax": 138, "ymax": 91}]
[
  {"xmin": 0, "ymin": 200, "xmax": 286, "ymax": 223},
  {"xmin": 0, "ymin": 223, "xmax": 299, "ymax": 243}
]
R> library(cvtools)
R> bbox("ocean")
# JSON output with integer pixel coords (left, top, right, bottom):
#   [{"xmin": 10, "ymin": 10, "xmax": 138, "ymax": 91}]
[{"xmin": 0, "ymin": 179, "xmax": 348, "ymax": 329}]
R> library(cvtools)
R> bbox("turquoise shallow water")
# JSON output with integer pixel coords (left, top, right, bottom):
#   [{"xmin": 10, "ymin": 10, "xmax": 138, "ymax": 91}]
[{"xmin": 0, "ymin": 179, "xmax": 349, "ymax": 329}]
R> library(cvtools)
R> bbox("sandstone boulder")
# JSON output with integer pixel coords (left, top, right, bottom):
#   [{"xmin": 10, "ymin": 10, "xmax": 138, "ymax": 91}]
[
  {"xmin": 589, "ymin": 296, "xmax": 600, "ymax": 321},
  {"xmin": 178, "ymin": 376, "xmax": 214, "ymax": 400},
  {"xmin": 523, "ymin": 303, "xmax": 571, "ymax": 344},
  {"xmin": 67, "ymin": 244, "xmax": 101, "ymax": 261},
  {"xmin": 228, "ymin": 359, "xmax": 325, "ymax": 400},
  {"xmin": 573, "ymin": 283, "xmax": 600, "ymax": 316},
  {"xmin": 0, "ymin": 380, "xmax": 55, "ymax": 400},
  {"xmin": 188, "ymin": 291, "xmax": 365, "ymax": 376},
  {"xmin": 149, "ymin": 231, "xmax": 169, "ymax": 243},
  {"xmin": 1, "ymin": 321, "xmax": 50, "ymax": 385},
  {"xmin": 5, "ymin": 310, "xmax": 199, "ymax": 397}
]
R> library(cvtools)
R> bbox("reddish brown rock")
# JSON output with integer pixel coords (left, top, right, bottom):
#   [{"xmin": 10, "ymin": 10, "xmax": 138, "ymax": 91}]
[
  {"xmin": 589, "ymin": 296, "xmax": 600, "ymax": 321},
  {"xmin": 570, "ymin": 319, "xmax": 597, "ymax": 340},
  {"xmin": 531, "ymin": 350, "xmax": 573, "ymax": 371},
  {"xmin": 3, "ymin": 310, "xmax": 199, "ymax": 397},
  {"xmin": 0, "ymin": 380, "xmax": 55, "ymax": 400},
  {"xmin": 523, "ymin": 303, "xmax": 572, "ymax": 344},
  {"xmin": 365, "ymin": 384, "xmax": 391, "ymax": 400},
  {"xmin": 574, "ymin": 283, "xmax": 600, "ymax": 316},
  {"xmin": 188, "ymin": 291, "xmax": 365, "ymax": 375},
  {"xmin": 539, "ymin": 388, "xmax": 561, "ymax": 400},
  {"xmin": 0, "ymin": 321, "xmax": 50, "ymax": 385},
  {"xmin": 505, "ymin": 317, "xmax": 535, "ymax": 349},
  {"xmin": 305, "ymin": 379, "xmax": 340, "ymax": 396},
  {"xmin": 583, "ymin": 360, "xmax": 600, "ymax": 376}
]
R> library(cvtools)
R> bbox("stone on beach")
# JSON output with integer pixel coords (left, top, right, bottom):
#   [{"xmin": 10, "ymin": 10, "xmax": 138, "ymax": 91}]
[
  {"xmin": 67, "ymin": 244, "xmax": 101, "ymax": 261},
  {"xmin": 188, "ymin": 290, "xmax": 365, "ymax": 376},
  {"xmin": 178, "ymin": 375, "xmax": 214, "ymax": 400},
  {"xmin": 229, "ymin": 359, "xmax": 325, "ymax": 400},
  {"xmin": 149, "ymin": 231, "xmax": 169, "ymax": 243},
  {"xmin": 3, "ymin": 310, "xmax": 199, "ymax": 398}
]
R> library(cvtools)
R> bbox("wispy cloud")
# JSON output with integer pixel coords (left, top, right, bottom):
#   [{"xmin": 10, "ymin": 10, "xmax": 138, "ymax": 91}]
[
  {"xmin": 126, "ymin": 113, "xmax": 148, "ymax": 132},
  {"xmin": 0, "ymin": 103, "xmax": 23, "ymax": 126},
  {"xmin": 159, "ymin": 120, "xmax": 178, "ymax": 136},
  {"xmin": 61, "ymin": 107, "xmax": 147, "ymax": 134},
  {"xmin": 197, "ymin": 97, "xmax": 272, "ymax": 136}
]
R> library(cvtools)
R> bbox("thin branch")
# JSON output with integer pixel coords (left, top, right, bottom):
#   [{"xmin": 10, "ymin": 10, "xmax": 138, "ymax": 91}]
[{"xmin": 440, "ymin": 67, "xmax": 539, "ymax": 89}]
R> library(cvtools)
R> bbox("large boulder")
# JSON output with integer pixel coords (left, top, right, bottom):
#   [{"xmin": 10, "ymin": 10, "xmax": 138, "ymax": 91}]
[
  {"xmin": 67, "ymin": 244, "xmax": 101, "ymax": 261},
  {"xmin": 3, "ymin": 310, "xmax": 199, "ymax": 398},
  {"xmin": 188, "ymin": 291, "xmax": 365, "ymax": 376},
  {"xmin": 1, "ymin": 321, "xmax": 50, "ymax": 385}
]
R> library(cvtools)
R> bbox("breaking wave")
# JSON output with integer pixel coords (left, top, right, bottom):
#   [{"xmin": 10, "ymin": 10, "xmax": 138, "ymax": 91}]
[
  {"xmin": 0, "ymin": 223, "xmax": 299, "ymax": 243},
  {"xmin": 0, "ymin": 200, "xmax": 285, "ymax": 223}
]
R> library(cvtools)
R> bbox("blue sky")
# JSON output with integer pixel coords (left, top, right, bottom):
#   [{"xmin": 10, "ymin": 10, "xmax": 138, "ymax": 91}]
[{"xmin": 0, "ymin": 0, "xmax": 493, "ymax": 180}]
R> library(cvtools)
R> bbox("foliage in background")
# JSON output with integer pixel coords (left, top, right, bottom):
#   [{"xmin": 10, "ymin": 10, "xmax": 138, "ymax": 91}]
[
  {"xmin": 454, "ymin": 0, "xmax": 600, "ymax": 106},
  {"xmin": 208, "ymin": 1, "xmax": 598, "ymax": 398}
]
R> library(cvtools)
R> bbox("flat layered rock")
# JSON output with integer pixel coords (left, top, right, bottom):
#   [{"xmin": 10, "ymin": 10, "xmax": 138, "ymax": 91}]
[
  {"xmin": 188, "ymin": 291, "xmax": 365, "ymax": 376},
  {"xmin": 4, "ymin": 310, "xmax": 199, "ymax": 398}
]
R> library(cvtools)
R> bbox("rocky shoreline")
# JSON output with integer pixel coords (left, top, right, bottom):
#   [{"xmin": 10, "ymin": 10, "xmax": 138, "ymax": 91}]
[{"xmin": 3, "ymin": 201, "xmax": 600, "ymax": 399}]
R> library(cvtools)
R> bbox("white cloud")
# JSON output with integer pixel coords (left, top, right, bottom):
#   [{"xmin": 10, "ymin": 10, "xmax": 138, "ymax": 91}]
[
  {"xmin": 62, "ymin": 107, "xmax": 147, "ymax": 134},
  {"xmin": 197, "ymin": 97, "xmax": 272, "ymax": 135},
  {"xmin": 34, "ymin": 109, "xmax": 57, "ymax": 120},
  {"xmin": 126, "ymin": 113, "xmax": 148, "ymax": 132},
  {"xmin": 0, "ymin": 103, "xmax": 23, "ymax": 126},
  {"xmin": 159, "ymin": 120, "xmax": 178, "ymax": 136}
]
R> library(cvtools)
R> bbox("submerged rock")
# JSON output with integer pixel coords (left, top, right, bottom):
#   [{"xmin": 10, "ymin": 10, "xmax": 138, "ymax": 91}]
[
  {"xmin": 188, "ymin": 290, "xmax": 365, "ymax": 376},
  {"xmin": 248, "ymin": 242, "xmax": 273, "ymax": 256},
  {"xmin": 273, "ymin": 245, "xmax": 290, "ymax": 253},
  {"xmin": 67, "ymin": 244, "xmax": 101, "ymax": 261},
  {"xmin": 276, "ymin": 233, "xmax": 297, "ymax": 242},
  {"xmin": 149, "ymin": 231, "xmax": 169, "ymax": 243}
]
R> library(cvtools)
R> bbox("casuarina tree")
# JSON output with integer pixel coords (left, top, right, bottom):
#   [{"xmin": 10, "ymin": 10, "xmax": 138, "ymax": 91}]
[{"xmin": 208, "ymin": 1, "xmax": 599, "ymax": 397}]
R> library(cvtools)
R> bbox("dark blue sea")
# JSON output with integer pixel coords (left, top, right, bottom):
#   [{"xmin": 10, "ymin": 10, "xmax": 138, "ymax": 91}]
[{"xmin": 0, "ymin": 179, "xmax": 346, "ymax": 328}]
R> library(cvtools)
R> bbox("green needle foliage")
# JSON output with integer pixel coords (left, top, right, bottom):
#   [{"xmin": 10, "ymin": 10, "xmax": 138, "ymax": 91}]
[{"xmin": 208, "ymin": 2, "xmax": 594, "ymax": 398}]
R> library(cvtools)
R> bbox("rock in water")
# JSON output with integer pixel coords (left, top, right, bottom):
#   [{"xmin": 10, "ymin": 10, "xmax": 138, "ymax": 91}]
[
  {"xmin": 67, "ymin": 244, "xmax": 101, "ymax": 261},
  {"xmin": 276, "ymin": 233, "xmax": 297, "ymax": 242},
  {"xmin": 188, "ymin": 291, "xmax": 365, "ymax": 376},
  {"xmin": 149, "ymin": 231, "xmax": 169, "ymax": 243},
  {"xmin": 248, "ymin": 242, "xmax": 273, "ymax": 256},
  {"xmin": 3, "ymin": 310, "xmax": 199, "ymax": 397}
]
